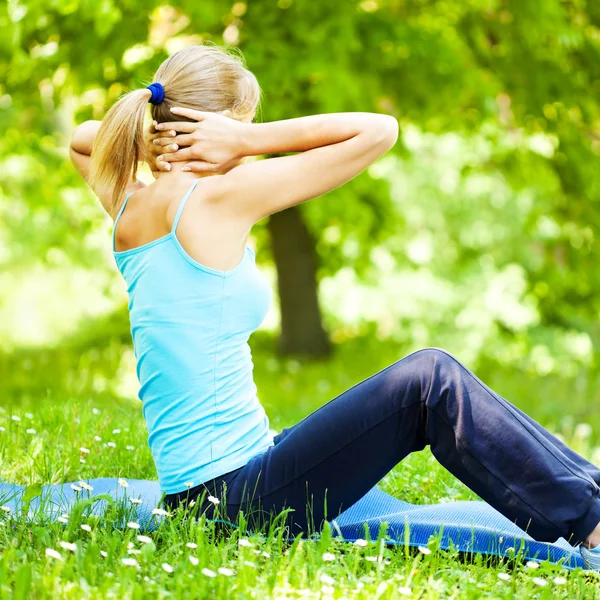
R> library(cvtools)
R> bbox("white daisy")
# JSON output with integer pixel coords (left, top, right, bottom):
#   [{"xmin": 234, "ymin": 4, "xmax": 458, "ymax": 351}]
[
  {"xmin": 137, "ymin": 535, "xmax": 152, "ymax": 544},
  {"xmin": 59, "ymin": 541, "xmax": 77, "ymax": 552},
  {"xmin": 121, "ymin": 557, "xmax": 139, "ymax": 568}
]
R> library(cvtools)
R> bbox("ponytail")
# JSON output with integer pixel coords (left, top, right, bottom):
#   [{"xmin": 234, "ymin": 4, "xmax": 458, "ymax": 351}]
[{"xmin": 90, "ymin": 88, "xmax": 151, "ymax": 215}]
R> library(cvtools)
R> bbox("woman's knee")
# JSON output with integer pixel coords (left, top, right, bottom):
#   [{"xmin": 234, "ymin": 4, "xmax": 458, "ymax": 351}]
[
  {"xmin": 408, "ymin": 347, "xmax": 456, "ymax": 373},
  {"xmin": 394, "ymin": 347, "xmax": 462, "ymax": 395}
]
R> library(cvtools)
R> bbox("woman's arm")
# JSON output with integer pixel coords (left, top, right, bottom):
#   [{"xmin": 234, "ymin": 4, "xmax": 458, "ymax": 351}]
[
  {"xmin": 158, "ymin": 109, "xmax": 399, "ymax": 222},
  {"xmin": 69, "ymin": 120, "xmax": 176, "ymax": 214},
  {"xmin": 238, "ymin": 112, "xmax": 398, "ymax": 156},
  {"xmin": 69, "ymin": 120, "xmax": 101, "ymax": 182}
]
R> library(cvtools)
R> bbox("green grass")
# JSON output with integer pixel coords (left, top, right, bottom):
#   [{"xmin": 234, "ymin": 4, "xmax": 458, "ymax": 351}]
[{"xmin": 1, "ymin": 337, "xmax": 600, "ymax": 598}]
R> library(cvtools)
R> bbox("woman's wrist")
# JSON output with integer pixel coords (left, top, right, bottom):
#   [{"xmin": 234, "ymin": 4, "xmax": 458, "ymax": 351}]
[
  {"xmin": 70, "ymin": 120, "xmax": 102, "ymax": 156},
  {"xmin": 237, "ymin": 121, "xmax": 297, "ymax": 157},
  {"xmin": 237, "ymin": 122, "xmax": 259, "ymax": 157}
]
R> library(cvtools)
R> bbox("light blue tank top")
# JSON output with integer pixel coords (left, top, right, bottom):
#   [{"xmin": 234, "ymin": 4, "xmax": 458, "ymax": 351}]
[{"xmin": 112, "ymin": 179, "xmax": 275, "ymax": 494}]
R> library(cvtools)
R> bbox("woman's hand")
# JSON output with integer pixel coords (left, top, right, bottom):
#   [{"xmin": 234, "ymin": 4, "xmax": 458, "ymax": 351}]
[
  {"xmin": 153, "ymin": 107, "xmax": 249, "ymax": 174},
  {"xmin": 144, "ymin": 121, "xmax": 179, "ymax": 176}
]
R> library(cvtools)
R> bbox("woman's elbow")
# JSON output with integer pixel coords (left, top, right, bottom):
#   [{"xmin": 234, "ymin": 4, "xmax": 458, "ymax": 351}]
[
  {"xmin": 379, "ymin": 115, "xmax": 399, "ymax": 150},
  {"xmin": 70, "ymin": 120, "xmax": 101, "ymax": 154}
]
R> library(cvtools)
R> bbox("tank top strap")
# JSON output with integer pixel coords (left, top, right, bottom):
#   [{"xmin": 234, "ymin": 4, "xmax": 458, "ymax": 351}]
[
  {"xmin": 112, "ymin": 191, "xmax": 134, "ymax": 253},
  {"xmin": 171, "ymin": 179, "xmax": 201, "ymax": 233}
]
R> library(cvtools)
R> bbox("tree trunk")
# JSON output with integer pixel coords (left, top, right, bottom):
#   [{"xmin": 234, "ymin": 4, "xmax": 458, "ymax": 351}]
[{"xmin": 268, "ymin": 206, "xmax": 332, "ymax": 357}]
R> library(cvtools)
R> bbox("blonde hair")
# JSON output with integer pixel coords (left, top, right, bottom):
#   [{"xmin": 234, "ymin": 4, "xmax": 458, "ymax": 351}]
[{"xmin": 90, "ymin": 43, "xmax": 261, "ymax": 214}]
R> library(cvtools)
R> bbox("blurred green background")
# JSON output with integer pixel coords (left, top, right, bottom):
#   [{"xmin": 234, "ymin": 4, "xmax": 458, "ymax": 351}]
[{"xmin": 1, "ymin": 0, "xmax": 600, "ymax": 456}]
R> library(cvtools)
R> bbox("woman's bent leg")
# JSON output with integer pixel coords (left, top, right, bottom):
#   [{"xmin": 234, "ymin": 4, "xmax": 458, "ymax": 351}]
[
  {"xmin": 468, "ymin": 369, "xmax": 600, "ymax": 486},
  {"xmin": 201, "ymin": 348, "xmax": 600, "ymax": 545}
]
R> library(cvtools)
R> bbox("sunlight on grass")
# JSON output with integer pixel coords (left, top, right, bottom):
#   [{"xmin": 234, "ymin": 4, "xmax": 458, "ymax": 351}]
[{"xmin": 1, "ymin": 351, "xmax": 600, "ymax": 598}]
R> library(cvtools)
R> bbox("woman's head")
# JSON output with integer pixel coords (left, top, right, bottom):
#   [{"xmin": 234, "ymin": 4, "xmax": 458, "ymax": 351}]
[{"xmin": 90, "ymin": 43, "xmax": 261, "ymax": 213}]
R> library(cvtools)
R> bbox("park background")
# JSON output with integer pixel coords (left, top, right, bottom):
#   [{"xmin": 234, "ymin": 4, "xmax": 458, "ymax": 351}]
[
  {"xmin": 4, "ymin": 1, "xmax": 600, "ymax": 597},
  {"xmin": 2, "ymin": 0, "xmax": 600, "ymax": 495}
]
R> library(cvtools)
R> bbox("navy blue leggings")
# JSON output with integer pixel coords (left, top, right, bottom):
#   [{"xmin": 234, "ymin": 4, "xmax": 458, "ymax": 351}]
[{"xmin": 164, "ymin": 348, "xmax": 600, "ymax": 545}]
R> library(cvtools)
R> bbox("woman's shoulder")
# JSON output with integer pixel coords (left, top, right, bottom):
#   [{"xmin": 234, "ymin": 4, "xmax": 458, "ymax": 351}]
[{"xmin": 161, "ymin": 175, "xmax": 224, "ymax": 227}]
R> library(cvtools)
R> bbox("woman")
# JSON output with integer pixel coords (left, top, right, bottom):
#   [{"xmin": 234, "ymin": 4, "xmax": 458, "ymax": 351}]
[{"xmin": 70, "ymin": 43, "xmax": 600, "ymax": 568}]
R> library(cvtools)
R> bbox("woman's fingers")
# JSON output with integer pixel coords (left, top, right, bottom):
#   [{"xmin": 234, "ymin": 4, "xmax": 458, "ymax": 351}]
[
  {"xmin": 157, "ymin": 147, "xmax": 195, "ymax": 163},
  {"xmin": 155, "ymin": 159, "xmax": 171, "ymax": 172},
  {"xmin": 167, "ymin": 133, "xmax": 194, "ymax": 146},
  {"xmin": 153, "ymin": 133, "xmax": 194, "ymax": 147},
  {"xmin": 147, "ymin": 137, "xmax": 178, "ymax": 152},
  {"xmin": 150, "ymin": 130, "xmax": 177, "ymax": 140},
  {"xmin": 152, "ymin": 137, "xmax": 183, "ymax": 148},
  {"xmin": 155, "ymin": 121, "xmax": 197, "ymax": 133},
  {"xmin": 170, "ymin": 107, "xmax": 211, "ymax": 121},
  {"xmin": 181, "ymin": 161, "xmax": 219, "ymax": 173}
]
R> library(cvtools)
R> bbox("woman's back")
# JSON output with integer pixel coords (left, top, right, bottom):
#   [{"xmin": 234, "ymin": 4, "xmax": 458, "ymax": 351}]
[{"xmin": 113, "ymin": 178, "xmax": 274, "ymax": 494}]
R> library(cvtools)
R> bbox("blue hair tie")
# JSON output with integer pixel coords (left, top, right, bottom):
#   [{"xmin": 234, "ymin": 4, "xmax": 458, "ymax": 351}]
[{"xmin": 146, "ymin": 82, "xmax": 165, "ymax": 105}]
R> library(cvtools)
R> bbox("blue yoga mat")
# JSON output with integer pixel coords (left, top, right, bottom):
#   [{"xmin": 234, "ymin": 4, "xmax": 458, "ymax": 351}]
[{"xmin": 0, "ymin": 478, "xmax": 583, "ymax": 570}]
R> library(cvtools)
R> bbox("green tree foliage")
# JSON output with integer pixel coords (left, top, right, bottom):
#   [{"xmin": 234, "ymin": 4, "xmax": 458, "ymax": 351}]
[{"xmin": 1, "ymin": 0, "xmax": 599, "ymax": 398}]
